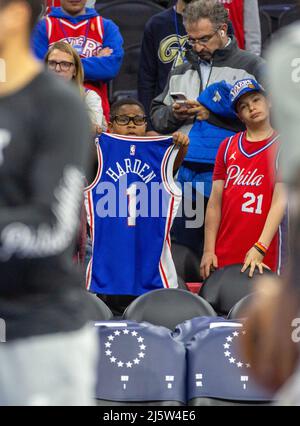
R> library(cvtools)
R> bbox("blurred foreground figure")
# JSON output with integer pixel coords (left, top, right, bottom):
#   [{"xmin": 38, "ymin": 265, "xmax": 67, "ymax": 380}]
[
  {"xmin": 0, "ymin": 0, "xmax": 98, "ymax": 405},
  {"xmin": 241, "ymin": 24, "xmax": 300, "ymax": 405}
]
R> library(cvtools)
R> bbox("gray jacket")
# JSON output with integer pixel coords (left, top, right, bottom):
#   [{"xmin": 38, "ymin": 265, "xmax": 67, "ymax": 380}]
[{"xmin": 150, "ymin": 37, "xmax": 265, "ymax": 135}]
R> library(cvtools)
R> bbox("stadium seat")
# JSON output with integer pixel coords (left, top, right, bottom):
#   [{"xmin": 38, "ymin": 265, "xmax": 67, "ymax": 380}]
[
  {"xmin": 86, "ymin": 292, "xmax": 114, "ymax": 320},
  {"xmin": 123, "ymin": 288, "xmax": 216, "ymax": 330},
  {"xmin": 96, "ymin": 279, "xmax": 188, "ymax": 318},
  {"xmin": 95, "ymin": 321, "xmax": 186, "ymax": 405},
  {"xmin": 171, "ymin": 243, "xmax": 201, "ymax": 283},
  {"xmin": 199, "ymin": 263, "xmax": 275, "ymax": 317},
  {"xmin": 227, "ymin": 294, "xmax": 254, "ymax": 320},
  {"xmin": 175, "ymin": 317, "xmax": 273, "ymax": 406},
  {"xmin": 97, "ymin": 294, "xmax": 137, "ymax": 317},
  {"xmin": 278, "ymin": 5, "xmax": 300, "ymax": 28},
  {"xmin": 259, "ymin": 9, "xmax": 273, "ymax": 51},
  {"xmin": 108, "ymin": 44, "xmax": 141, "ymax": 103},
  {"xmin": 177, "ymin": 276, "xmax": 188, "ymax": 291},
  {"xmin": 95, "ymin": 0, "xmax": 164, "ymax": 47}
]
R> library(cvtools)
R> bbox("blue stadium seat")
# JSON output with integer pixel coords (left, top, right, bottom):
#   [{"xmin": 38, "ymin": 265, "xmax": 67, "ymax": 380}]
[
  {"xmin": 175, "ymin": 317, "xmax": 274, "ymax": 406},
  {"xmin": 94, "ymin": 321, "xmax": 186, "ymax": 405}
]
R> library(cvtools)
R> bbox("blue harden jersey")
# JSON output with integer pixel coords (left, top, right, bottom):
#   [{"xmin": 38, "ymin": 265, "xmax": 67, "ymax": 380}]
[{"xmin": 85, "ymin": 133, "xmax": 182, "ymax": 295}]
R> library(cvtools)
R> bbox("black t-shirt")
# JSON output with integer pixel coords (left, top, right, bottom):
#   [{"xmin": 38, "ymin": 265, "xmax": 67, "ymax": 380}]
[{"xmin": 0, "ymin": 71, "xmax": 95, "ymax": 340}]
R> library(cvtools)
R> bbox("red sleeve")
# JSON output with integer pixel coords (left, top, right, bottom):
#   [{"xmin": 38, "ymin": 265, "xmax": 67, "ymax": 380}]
[{"xmin": 213, "ymin": 138, "xmax": 228, "ymax": 181}]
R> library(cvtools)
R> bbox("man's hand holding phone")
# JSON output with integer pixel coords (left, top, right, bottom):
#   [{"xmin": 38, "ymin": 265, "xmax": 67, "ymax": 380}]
[
  {"xmin": 171, "ymin": 92, "xmax": 209, "ymax": 121},
  {"xmin": 171, "ymin": 92, "xmax": 189, "ymax": 119}
]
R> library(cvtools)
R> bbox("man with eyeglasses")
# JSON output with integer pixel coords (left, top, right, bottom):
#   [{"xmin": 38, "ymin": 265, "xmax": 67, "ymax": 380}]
[{"xmin": 150, "ymin": 0, "xmax": 265, "ymax": 259}]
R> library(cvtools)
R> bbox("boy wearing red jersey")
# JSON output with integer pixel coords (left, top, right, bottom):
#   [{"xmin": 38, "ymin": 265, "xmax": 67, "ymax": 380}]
[{"xmin": 200, "ymin": 79, "xmax": 287, "ymax": 278}]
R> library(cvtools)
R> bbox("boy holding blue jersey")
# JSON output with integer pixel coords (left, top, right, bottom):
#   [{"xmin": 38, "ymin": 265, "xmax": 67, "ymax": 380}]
[
  {"xmin": 108, "ymin": 98, "xmax": 189, "ymax": 172},
  {"xmin": 88, "ymin": 99, "xmax": 189, "ymax": 315}
]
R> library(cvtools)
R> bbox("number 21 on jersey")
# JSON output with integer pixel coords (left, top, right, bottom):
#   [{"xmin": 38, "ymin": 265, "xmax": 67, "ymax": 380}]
[{"xmin": 241, "ymin": 192, "xmax": 263, "ymax": 215}]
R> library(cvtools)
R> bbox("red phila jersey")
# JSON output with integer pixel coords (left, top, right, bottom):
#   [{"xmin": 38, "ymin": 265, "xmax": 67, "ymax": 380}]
[
  {"xmin": 46, "ymin": 16, "xmax": 110, "ymax": 121},
  {"xmin": 219, "ymin": 0, "xmax": 245, "ymax": 49},
  {"xmin": 214, "ymin": 131, "xmax": 282, "ymax": 273}
]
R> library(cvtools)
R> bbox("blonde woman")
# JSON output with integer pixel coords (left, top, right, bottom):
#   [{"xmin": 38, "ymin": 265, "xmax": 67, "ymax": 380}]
[{"xmin": 45, "ymin": 41, "xmax": 106, "ymax": 133}]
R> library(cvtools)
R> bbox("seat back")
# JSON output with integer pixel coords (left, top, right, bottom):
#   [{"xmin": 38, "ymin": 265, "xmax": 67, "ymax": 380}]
[
  {"xmin": 87, "ymin": 292, "xmax": 114, "ymax": 320},
  {"xmin": 279, "ymin": 5, "xmax": 300, "ymax": 28},
  {"xmin": 171, "ymin": 243, "xmax": 201, "ymax": 283},
  {"xmin": 96, "ymin": 0, "xmax": 164, "ymax": 47},
  {"xmin": 259, "ymin": 9, "xmax": 273, "ymax": 51},
  {"xmin": 199, "ymin": 264, "xmax": 275, "ymax": 316},
  {"xmin": 108, "ymin": 43, "xmax": 141, "ymax": 103},
  {"xmin": 180, "ymin": 317, "xmax": 274, "ymax": 406},
  {"xmin": 227, "ymin": 294, "xmax": 255, "ymax": 320},
  {"xmin": 123, "ymin": 288, "xmax": 216, "ymax": 330},
  {"xmin": 95, "ymin": 321, "xmax": 186, "ymax": 405}
]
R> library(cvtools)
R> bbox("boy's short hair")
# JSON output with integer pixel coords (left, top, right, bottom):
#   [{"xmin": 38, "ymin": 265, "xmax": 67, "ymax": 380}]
[
  {"xmin": 110, "ymin": 98, "xmax": 146, "ymax": 120},
  {"xmin": 0, "ymin": 0, "xmax": 43, "ymax": 31}
]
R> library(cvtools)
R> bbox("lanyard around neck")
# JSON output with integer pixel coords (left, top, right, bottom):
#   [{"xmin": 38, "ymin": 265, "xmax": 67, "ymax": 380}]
[{"xmin": 173, "ymin": 7, "xmax": 187, "ymax": 64}]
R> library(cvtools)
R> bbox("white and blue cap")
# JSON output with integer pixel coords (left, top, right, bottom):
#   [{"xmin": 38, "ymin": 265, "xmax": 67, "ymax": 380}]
[{"xmin": 230, "ymin": 79, "xmax": 266, "ymax": 111}]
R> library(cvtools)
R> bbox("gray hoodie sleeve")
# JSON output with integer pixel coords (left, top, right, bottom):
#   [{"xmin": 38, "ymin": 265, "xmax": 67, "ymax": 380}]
[{"xmin": 244, "ymin": 0, "xmax": 262, "ymax": 56}]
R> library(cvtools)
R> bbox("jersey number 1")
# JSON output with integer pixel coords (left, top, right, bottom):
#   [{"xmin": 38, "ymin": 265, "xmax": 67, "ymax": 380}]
[
  {"xmin": 242, "ymin": 192, "xmax": 263, "ymax": 215},
  {"xmin": 127, "ymin": 184, "xmax": 137, "ymax": 226}
]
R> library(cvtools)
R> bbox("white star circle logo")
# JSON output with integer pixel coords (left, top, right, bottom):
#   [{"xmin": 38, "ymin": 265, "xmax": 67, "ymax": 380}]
[
  {"xmin": 223, "ymin": 329, "xmax": 251, "ymax": 369},
  {"xmin": 104, "ymin": 329, "xmax": 147, "ymax": 369}
]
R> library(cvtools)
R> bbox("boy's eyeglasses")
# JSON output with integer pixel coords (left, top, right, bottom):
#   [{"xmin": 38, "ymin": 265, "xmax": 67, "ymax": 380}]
[
  {"xmin": 47, "ymin": 60, "xmax": 75, "ymax": 71},
  {"xmin": 112, "ymin": 115, "xmax": 147, "ymax": 126}
]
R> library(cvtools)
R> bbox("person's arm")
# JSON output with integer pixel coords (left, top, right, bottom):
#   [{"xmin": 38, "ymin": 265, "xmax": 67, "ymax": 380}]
[
  {"xmin": 241, "ymin": 182, "xmax": 287, "ymax": 277},
  {"xmin": 244, "ymin": 0, "xmax": 262, "ymax": 56},
  {"xmin": 82, "ymin": 18, "xmax": 124, "ymax": 82},
  {"xmin": 31, "ymin": 19, "xmax": 49, "ymax": 60},
  {"xmin": 138, "ymin": 20, "xmax": 159, "ymax": 130},
  {"xmin": 85, "ymin": 89, "xmax": 105, "ymax": 132},
  {"xmin": 172, "ymin": 131, "xmax": 189, "ymax": 173},
  {"xmin": 200, "ymin": 180, "xmax": 224, "ymax": 280},
  {"xmin": 0, "ymin": 86, "xmax": 91, "ymax": 261}
]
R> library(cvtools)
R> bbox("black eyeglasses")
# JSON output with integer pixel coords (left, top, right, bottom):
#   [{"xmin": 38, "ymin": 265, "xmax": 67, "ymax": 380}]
[
  {"xmin": 112, "ymin": 115, "xmax": 147, "ymax": 126},
  {"xmin": 187, "ymin": 28, "xmax": 219, "ymax": 47},
  {"xmin": 47, "ymin": 60, "xmax": 75, "ymax": 71}
]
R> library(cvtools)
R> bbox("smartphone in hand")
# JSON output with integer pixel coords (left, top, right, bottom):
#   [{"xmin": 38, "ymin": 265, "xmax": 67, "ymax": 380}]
[{"xmin": 170, "ymin": 92, "xmax": 188, "ymax": 106}]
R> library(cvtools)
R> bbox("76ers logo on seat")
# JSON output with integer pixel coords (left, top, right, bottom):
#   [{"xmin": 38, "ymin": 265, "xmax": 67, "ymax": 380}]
[{"xmin": 130, "ymin": 145, "xmax": 136, "ymax": 156}]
